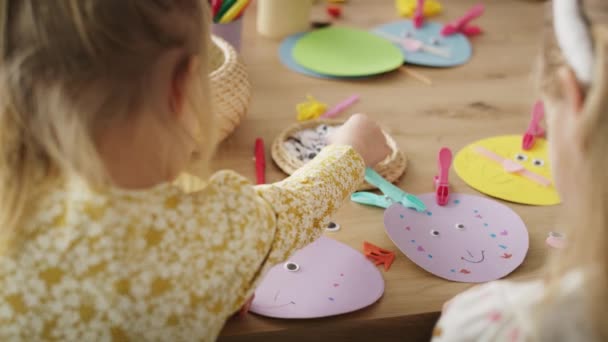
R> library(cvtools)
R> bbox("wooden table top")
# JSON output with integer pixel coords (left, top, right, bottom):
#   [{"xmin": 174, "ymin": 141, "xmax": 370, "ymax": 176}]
[{"xmin": 217, "ymin": 0, "xmax": 553, "ymax": 340}]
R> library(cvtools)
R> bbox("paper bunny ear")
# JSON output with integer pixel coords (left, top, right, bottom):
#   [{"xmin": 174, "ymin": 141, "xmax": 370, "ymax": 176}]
[{"xmin": 553, "ymin": 0, "xmax": 594, "ymax": 84}]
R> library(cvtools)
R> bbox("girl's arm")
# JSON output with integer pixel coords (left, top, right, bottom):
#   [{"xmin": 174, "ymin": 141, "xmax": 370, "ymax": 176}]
[
  {"xmin": 231, "ymin": 114, "xmax": 387, "ymax": 310},
  {"xmin": 254, "ymin": 144, "xmax": 365, "ymax": 265},
  {"xmin": 148, "ymin": 115, "xmax": 383, "ymax": 320},
  {"xmin": 199, "ymin": 144, "xmax": 365, "ymax": 315}
]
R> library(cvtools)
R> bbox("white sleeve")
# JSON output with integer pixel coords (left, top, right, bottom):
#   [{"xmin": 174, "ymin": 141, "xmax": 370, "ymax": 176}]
[{"xmin": 432, "ymin": 280, "xmax": 544, "ymax": 342}]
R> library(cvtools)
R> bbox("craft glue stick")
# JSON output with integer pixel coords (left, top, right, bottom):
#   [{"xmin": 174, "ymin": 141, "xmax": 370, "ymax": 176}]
[{"xmin": 257, "ymin": 0, "xmax": 313, "ymax": 39}]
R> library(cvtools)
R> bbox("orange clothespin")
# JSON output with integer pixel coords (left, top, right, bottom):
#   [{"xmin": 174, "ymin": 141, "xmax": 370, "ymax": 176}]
[{"xmin": 363, "ymin": 241, "xmax": 395, "ymax": 271}]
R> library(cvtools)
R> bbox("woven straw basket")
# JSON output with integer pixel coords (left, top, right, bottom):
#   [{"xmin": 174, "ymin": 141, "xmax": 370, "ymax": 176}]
[
  {"xmin": 210, "ymin": 35, "xmax": 251, "ymax": 142},
  {"xmin": 272, "ymin": 120, "xmax": 408, "ymax": 191}
]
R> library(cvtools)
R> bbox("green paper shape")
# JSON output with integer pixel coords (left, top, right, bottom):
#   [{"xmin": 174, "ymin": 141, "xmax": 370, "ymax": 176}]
[{"xmin": 292, "ymin": 27, "xmax": 404, "ymax": 77}]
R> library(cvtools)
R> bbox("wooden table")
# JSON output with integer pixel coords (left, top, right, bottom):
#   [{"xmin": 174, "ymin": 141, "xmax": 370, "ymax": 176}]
[{"xmin": 217, "ymin": 1, "xmax": 553, "ymax": 340}]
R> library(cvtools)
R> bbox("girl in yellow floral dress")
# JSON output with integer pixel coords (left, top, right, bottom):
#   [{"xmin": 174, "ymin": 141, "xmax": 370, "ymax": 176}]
[{"xmin": 0, "ymin": 1, "xmax": 389, "ymax": 340}]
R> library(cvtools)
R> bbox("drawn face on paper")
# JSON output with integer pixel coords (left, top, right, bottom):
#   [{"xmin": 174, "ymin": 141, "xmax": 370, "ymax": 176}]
[
  {"xmin": 374, "ymin": 21, "xmax": 472, "ymax": 67},
  {"xmin": 250, "ymin": 237, "xmax": 384, "ymax": 319},
  {"xmin": 384, "ymin": 193, "xmax": 528, "ymax": 283},
  {"xmin": 454, "ymin": 135, "xmax": 560, "ymax": 206}
]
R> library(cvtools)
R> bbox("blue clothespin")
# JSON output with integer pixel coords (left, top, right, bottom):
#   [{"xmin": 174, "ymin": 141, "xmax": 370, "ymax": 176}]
[{"xmin": 351, "ymin": 168, "xmax": 427, "ymax": 212}]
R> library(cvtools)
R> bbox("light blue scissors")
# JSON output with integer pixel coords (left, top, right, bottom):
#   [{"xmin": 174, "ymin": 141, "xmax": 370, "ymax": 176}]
[{"xmin": 351, "ymin": 168, "xmax": 427, "ymax": 212}]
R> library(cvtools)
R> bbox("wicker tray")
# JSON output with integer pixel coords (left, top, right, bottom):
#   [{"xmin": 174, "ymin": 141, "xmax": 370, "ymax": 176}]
[
  {"xmin": 210, "ymin": 35, "xmax": 251, "ymax": 142},
  {"xmin": 272, "ymin": 119, "xmax": 408, "ymax": 191}
]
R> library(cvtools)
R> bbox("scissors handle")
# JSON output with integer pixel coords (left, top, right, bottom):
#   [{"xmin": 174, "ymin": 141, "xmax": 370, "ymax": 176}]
[
  {"xmin": 364, "ymin": 168, "xmax": 427, "ymax": 212},
  {"xmin": 364, "ymin": 168, "xmax": 401, "ymax": 200},
  {"xmin": 401, "ymin": 193, "xmax": 427, "ymax": 212},
  {"xmin": 350, "ymin": 192, "xmax": 392, "ymax": 209}
]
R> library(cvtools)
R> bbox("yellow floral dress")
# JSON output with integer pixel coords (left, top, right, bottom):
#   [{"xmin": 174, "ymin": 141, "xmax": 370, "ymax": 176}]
[{"xmin": 0, "ymin": 146, "xmax": 365, "ymax": 341}]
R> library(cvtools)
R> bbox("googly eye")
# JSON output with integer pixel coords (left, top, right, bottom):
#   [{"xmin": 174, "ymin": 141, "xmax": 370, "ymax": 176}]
[
  {"xmin": 325, "ymin": 222, "xmax": 341, "ymax": 232},
  {"xmin": 515, "ymin": 153, "xmax": 528, "ymax": 162},
  {"xmin": 549, "ymin": 232, "xmax": 564, "ymax": 239},
  {"xmin": 455, "ymin": 223, "xmax": 466, "ymax": 230},
  {"xmin": 284, "ymin": 262, "xmax": 300, "ymax": 272},
  {"xmin": 533, "ymin": 159, "xmax": 545, "ymax": 167},
  {"xmin": 430, "ymin": 230, "xmax": 440, "ymax": 237}
]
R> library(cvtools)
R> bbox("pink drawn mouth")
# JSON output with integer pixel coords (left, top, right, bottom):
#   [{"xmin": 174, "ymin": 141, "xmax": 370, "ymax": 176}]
[
  {"xmin": 253, "ymin": 290, "xmax": 296, "ymax": 310},
  {"xmin": 253, "ymin": 300, "xmax": 296, "ymax": 310},
  {"xmin": 461, "ymin": 250, "xmax": 485, "ymax": 263}
]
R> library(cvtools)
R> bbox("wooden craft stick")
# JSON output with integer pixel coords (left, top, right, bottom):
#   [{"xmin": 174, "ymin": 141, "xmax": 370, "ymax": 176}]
[{"xmin": 399, "ymin": 66, "xmax": 432, "ymax": 86}]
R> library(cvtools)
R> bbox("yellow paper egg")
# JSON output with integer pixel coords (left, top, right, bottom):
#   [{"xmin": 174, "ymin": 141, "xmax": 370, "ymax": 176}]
[{"xmin": 454, "ymin": 135, "xmax": 560, "ymax": 206}]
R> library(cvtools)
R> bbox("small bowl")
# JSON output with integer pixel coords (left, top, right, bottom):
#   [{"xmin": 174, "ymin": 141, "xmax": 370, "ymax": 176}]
[
  {"xmin": 272, "ymin": 119, "xmax": 408, "ymax": 191},
  {"xmin": 209, "ymin": 35, "xmax": 251, "ymax": 142}
]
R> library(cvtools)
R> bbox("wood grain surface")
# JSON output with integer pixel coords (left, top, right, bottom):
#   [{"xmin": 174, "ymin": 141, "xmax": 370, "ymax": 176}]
[{"xmin": 216, "ymin": 0, "xmax": 553, "ymax": 340}]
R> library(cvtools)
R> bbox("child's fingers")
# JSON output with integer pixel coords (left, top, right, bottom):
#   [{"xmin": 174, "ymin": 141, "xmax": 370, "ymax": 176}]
[{"xmin": 238, "ymin": 294, "xmax": 255, "ymax": 317}]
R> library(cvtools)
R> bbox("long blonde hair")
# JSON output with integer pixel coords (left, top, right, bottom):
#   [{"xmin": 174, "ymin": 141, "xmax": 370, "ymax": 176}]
[
  {"xmin": 537, "ymin": 1, "xmax": 608, "ymax": 340},
  {"xmin": 0, "ymin": 1, "xmax": 215, "ymax": 245}
]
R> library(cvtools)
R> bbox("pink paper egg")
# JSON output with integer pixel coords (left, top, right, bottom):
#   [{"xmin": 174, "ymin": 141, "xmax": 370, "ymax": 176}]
[
  {"xmin": 250, "ymin": 237, "xmax": 385, "ymax": 319},
  {"xmin": 384, "ymin": 193, "xmax": 529, "ymax": 283}
]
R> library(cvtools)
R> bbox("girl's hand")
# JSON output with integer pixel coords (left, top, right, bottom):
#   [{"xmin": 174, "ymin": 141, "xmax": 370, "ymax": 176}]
[
  {"xmin": 328, "ymin": 114, "xmax": 392, "ymax": 167},
  {"xmin": 238, "ymin": 295, "xmax": 254, "ymax": 317}
]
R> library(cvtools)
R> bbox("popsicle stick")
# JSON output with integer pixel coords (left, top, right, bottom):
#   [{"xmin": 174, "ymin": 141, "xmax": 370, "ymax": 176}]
[{"xmin": 399, "ymin": 66, "xmax": 432, "ymax": 86}]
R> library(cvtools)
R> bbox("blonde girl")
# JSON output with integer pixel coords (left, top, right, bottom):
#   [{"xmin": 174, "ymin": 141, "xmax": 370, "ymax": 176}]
[
  {"xmin": 0, "ymin": 1, "xmax": 390, "ymax": 340},
  {"xmin": 433, "ymin": 0, "xmax": 608, "ymax": 341}
]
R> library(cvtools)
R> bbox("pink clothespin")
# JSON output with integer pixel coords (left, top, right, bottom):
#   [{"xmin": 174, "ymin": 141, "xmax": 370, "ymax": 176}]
[
  {"xmin": 434, "ymin": 147, "xmax": 452, "ymax": 206},
  {"xmin": 522, "ymin": 100, "xmax": 546, "ymax": 151},
  {"xmin": 414, "ymin": 0, "xmax": 425, "ymax": 29},
  {"xmin": 441, "ymin": 4, "xmax": 485, "ymax": 37}
]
